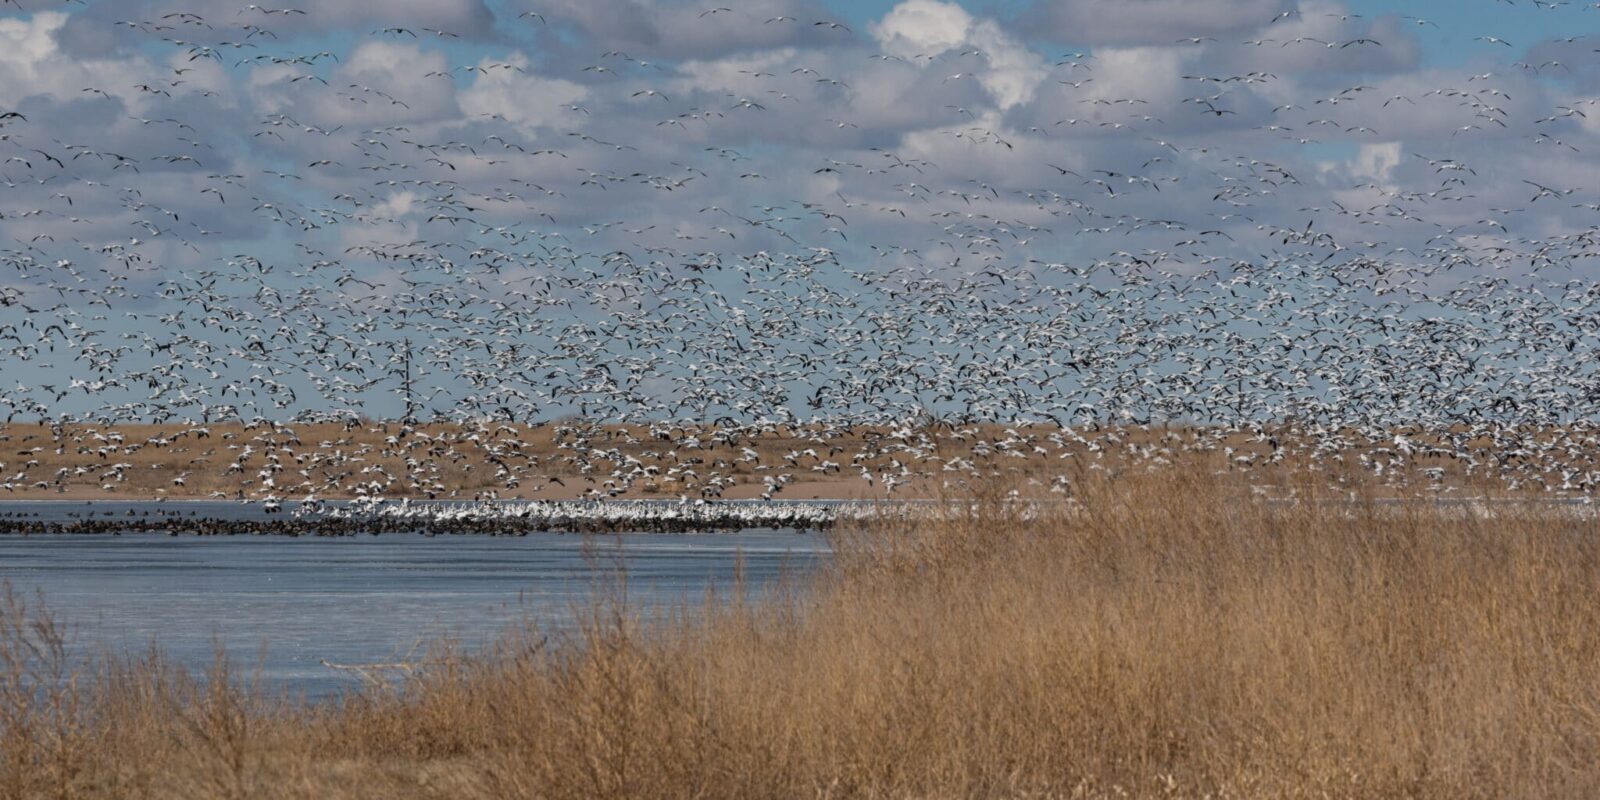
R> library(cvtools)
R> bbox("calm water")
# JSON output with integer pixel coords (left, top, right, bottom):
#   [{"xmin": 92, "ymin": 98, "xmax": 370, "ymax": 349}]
[{"xmin": 0, "ymin": 502, "xmax": 825, "ymax": 700}]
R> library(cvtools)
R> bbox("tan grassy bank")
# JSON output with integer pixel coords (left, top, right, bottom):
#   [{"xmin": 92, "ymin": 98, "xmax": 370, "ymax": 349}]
[
  {"xmin": 3, "ymin": 467, "xmax": 1599, "ymax": 798},
  {"xmin": 3, "ymin": 420, "xmax": 1580, "ymax": 502}
]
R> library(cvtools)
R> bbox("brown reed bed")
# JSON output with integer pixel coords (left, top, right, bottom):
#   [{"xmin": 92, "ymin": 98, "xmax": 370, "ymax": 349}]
[
  {"xmin": 2, "ymin": 466, "xmax": 1598, "ymax": 798},
  {"xmin": 3, "ymin": 419, "xmax": 1587, "ymax": 501}
]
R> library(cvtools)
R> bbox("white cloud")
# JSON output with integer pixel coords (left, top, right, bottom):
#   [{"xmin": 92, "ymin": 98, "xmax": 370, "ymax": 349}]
[
  {"xmin": 523, "ymin": 0, "xmax": 840, "ymax": 60},
  {"xmin": 0, "ymin": 12, "xmax": 162, "ymax": 109},
  {"xmin": 0, "ymin": 11, "xmax": 61, "ymax": 70},
  {"xmin": 1350, "ymin": 142, "xmax": 1402, "ymax": 183},
  {"xmin": 872, "ymin": 0, "xmax": 1044, "ymax": 110},
  {"xmin": 968, "ymin": 20, "xmax": 1046, "ymax": 110},
  {"xmin": 1019, "ymin": 0, "xmax": 1289, "ymax": 46},
  {"xmin": 311, "ymin": 0, "xmax": 495, "ymax": 33},
  {"xmin": 1083, "ymin": 46, "xmax": 1192, "ymax": 110},
  {"xmin": 872, "ymin": 0, "xmax": 972, "ymax": 60},
  {"xmin": 373, "ymin": 191, "xmax": 419, "ymax": 219},
  {"xmin": 459, "ymin": 53, "xmax": 589, "ymax": 132},
  {"xmin": 678, "ymin": 48, "xmax": 799, "ymax": 95},
  {"xmin": 306, "ymin": 42, "xmax": 460, "ymax": 126}
]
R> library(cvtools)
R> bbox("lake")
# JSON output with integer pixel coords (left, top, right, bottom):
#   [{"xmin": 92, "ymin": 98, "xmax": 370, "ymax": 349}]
[{"xmin": 0, "ymin": 502, "xmax": 825, "ymax": 701}]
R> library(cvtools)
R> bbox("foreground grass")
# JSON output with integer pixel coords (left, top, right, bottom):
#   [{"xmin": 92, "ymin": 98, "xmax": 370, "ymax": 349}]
[{"xmin": 3, "ymin": 468, "xmax": 1599, "ymax": 798}]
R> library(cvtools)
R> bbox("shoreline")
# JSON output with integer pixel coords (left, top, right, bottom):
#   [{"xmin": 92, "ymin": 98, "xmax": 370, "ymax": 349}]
[
  {"xmin": 1, "ymin": 493, "xmax": 1595, "ymax": 538},
  {"xmin": 0, "ymin": 497, "xmax": 876, "ymax": 535}
]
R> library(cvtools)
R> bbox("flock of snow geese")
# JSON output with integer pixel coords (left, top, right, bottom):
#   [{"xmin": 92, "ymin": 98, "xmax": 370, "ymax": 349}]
[{"xmin": 2, "ymin": 0, "xmax": 1600, "ymax": 525}]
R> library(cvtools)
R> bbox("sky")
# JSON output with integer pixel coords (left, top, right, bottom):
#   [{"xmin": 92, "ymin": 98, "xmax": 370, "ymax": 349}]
[
  {"xmin": 0, "ymin": 0, "xmax": 1598, "ymax": 422},
  {"xmin": 2, "ymin": 0, "xmax": 1591, "ymax": 253}
]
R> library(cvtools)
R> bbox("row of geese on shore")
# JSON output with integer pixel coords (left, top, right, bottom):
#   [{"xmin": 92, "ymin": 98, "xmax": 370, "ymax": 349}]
[
  {"xmin": 0, "ymin": 492, "xmax": 1595, "ymax": 536},
  {"xmin": 314, "ymin": 496, "xmax": 873, "ymax": 531}
]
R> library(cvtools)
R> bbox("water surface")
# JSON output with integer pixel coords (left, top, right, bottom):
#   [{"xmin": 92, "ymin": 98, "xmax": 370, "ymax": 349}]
[{"xmin": 0, "ymin": 502, "xmax": 824, "ymax": 700}]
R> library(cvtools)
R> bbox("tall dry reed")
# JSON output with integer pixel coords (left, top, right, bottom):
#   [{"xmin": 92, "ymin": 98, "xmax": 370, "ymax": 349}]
[{"xmin": 1, "ymin": 466, "xmax": 1598, "ymax": 798}]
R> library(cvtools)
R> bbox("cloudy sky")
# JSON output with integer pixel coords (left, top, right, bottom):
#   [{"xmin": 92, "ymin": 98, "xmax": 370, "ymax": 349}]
[
  {"xmin": 1, "ymin": 0, "xmax": 1594, "ymax": 269},
  {"xmin": 1, "ymin": 0, "xmax": 1597, "ymax": 421}
]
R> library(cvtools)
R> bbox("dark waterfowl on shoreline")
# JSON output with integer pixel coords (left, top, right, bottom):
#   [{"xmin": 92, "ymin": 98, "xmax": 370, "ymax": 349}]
[{"xmin": 0, "ymin": 502, "xmax": 844, "ymax": 536}]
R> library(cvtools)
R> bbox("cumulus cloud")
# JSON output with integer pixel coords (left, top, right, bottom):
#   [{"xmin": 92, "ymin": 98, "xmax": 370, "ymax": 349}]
[
  {"xmin": 1350, "ymin": 142, "xmax": 1402, "ymax": 182},
  {"xmin": 459, "ymin": 53, "xmax": 589, "ymax": 132},
  {"xmin": 519, "ymin": 0, "xmax": 843, "ymax": 60},
  {"xmin": 1210, "ymin": 3, "xmax": 1422, "ymax": 75},
  {"xmin": 873, "ymin": 0, "xmax": 973, "ymax": 58},
  {"xmin": 297, "ymin": 0, "xmax": 496, "ymax": 34},
  {"xmin": 1017, "ymin": 0, "xmax": 1291, "ymax": 47},
  {"xmin": 54, "ymin": 0, "xmax": 498, "ymax": 56},
  {"xmin": 304, "ymin": 42, "xmax": 461, "ymax": 127},
  {"xmin": 873, "ymin": 0, "xmax": 1046, "ymax": 110},
  {"xmin": 0, "ymin": 13, "xmax": 163, "ymax": 109},
  {"xmin": 1320, "ymin": 141, "xmax": 1402, "ymax": 197}
]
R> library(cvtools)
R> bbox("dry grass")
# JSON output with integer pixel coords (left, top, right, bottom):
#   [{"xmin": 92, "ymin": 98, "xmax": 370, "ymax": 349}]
[
  {"xmin": 0, "ymin": 420, "xmax": 960, "ymax": 499},
  {"xmin": 3, "ymin": 466, "xmax": 1600, "ymax": 797},
  {"xmin": 0, "ymin": 419, "xmax": 1578, "ymax": 500}
]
